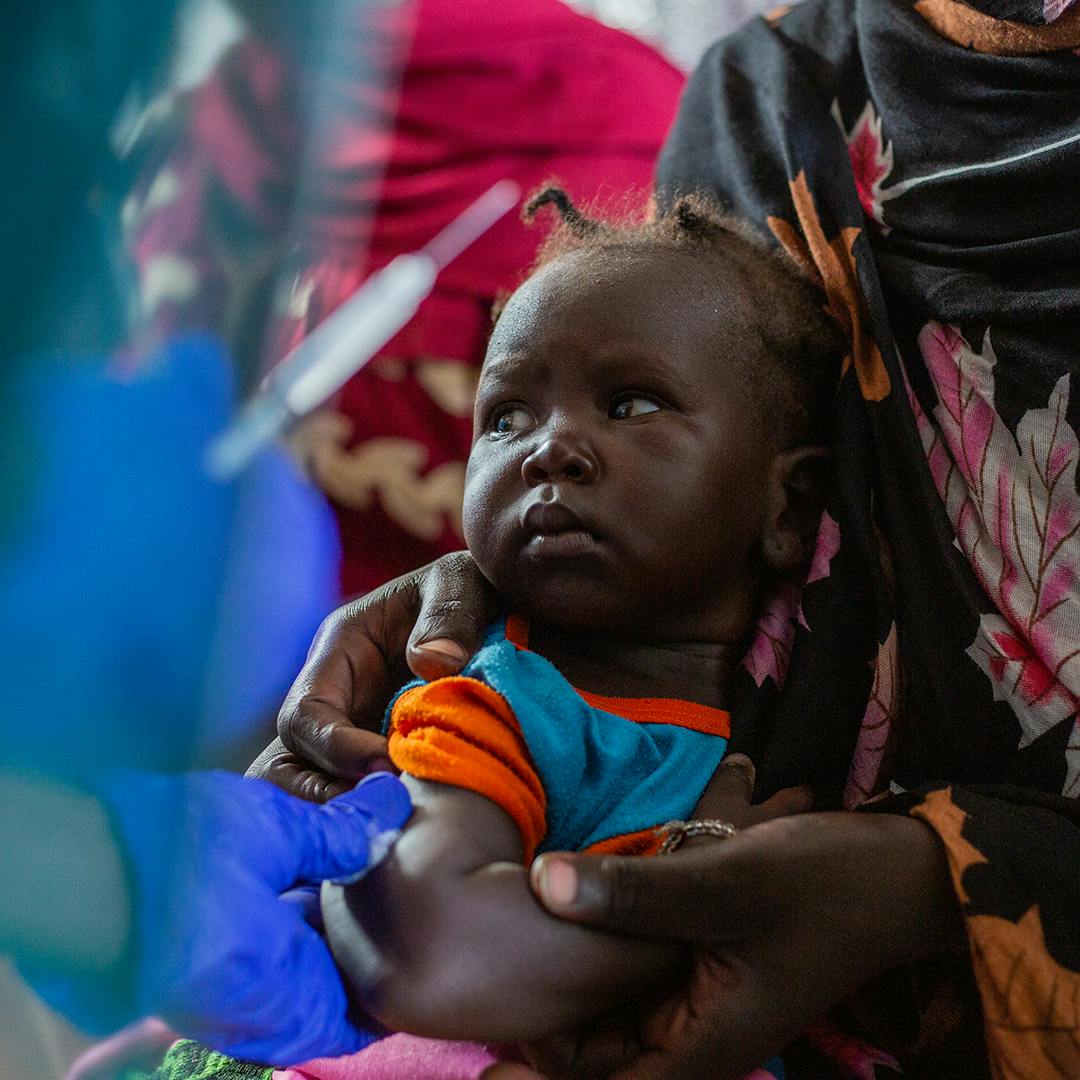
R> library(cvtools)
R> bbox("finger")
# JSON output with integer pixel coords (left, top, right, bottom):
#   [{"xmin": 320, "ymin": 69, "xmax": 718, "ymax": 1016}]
[
  {"xmin": 246, "ymin": 737, "xmax": 293, "ymax": 783},
  {"xmin": 608, "ymin": 1004, "xmax": 776, "ymax": 1080},
  {"xmin": 277, "ymin": 611, "xmax": 398, "ymax": 777},
  {"xmin": 530, "ymin": 846, "xmax": 734, "ymax": 942},
  {"xmin": 280, "ymin": 698, "xmax": 394, "ymax": 784},
  {"xmin": 277, "ymin": 580, "xmax": 426, "ymax": 772},
  {"xmin": 691, "ymin": 754, "xmax": 756, "ymax": 822},
  {"xmin": 292, "ymin": 773, "xmax": 413, "ymax": 885},
  {"xmin": 744, "ymin": 783, "xmax": 814, "ymax": 826},
  {"xmin": 202, "ymin": 914, "xmax": 377, "ymax": 1064},
  {"xmin": 606, "ymin": 997, "xmax": 760, "ymax": 1080},
  {"xmin": 280, "ymin": 885, "xmax": 324, "ymax": 931},
  {"xmin": 405, "ymin": 551, "xmax": 498, "ymax": 680},
  {"xmin": 246, "ymin": 742, "xmax": 356, "ymax": 803},
  {"xmin": 519, "ymin": 1033, "xmax": 578, "ymax": 1078},
  {"xmin": 333, "ymin": 771, "xmax": 414, "ymax": 832},
  {"xmin": 526, "ymin": 1020, "xmax": 644, "ymax": 1080},
  {"xmin": 278, "ymin": 690, "xmax": 395, "ymax": 786}
]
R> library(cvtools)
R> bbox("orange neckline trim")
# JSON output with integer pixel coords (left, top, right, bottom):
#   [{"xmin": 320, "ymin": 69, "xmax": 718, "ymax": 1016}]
[
  {"xmin": 575, "ymin": 688, "xmax": 731, "ymax": 737},
  {"xmin": 503, "ymin": 614, "xmax": 731, "ymax": 739}
]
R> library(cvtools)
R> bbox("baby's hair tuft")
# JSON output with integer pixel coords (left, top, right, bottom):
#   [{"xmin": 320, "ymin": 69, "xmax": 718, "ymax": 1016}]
[
  {"xmin": 524, "ymin": 187, "xmax": 604, "ymax": 240},
  {"xmin": 511, "ymin": 183, "xmax": 846, "ymax": 448}
]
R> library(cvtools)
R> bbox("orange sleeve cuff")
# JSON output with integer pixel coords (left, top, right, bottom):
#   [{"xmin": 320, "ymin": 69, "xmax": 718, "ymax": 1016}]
[
  {"xmin": 388, "ymin": 677, "xmax": 547, "ymax": 862},
  {"xmin": 584, "ymin": 828, "xmax": 664, "ymax": 857}
]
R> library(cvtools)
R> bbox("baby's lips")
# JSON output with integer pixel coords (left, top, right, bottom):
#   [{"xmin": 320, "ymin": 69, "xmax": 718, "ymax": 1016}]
[{"xmin": 522, "ymin": 499, "xmax": 593, "ymax": 537}]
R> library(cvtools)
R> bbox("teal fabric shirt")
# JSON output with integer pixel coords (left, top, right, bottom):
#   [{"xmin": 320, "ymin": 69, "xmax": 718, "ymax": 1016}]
[{"xmin": 388, "ymin": 618, "xmax": 730, "ymax": 853}]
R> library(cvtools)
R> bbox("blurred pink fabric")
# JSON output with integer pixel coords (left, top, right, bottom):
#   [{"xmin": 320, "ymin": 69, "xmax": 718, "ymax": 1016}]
[{"xmin": 273, "ymin": 1034, "xmax": 500, "ymax": 1080}]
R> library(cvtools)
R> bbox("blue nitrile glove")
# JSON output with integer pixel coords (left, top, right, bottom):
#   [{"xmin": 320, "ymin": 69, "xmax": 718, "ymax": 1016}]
[
  {"xmin": 2, "ymin": 337, "xmax": 341, "ymax": 779},
  {"xmin": 32, "ymin": 770, "xmax": 411, "ymax": 1065}
]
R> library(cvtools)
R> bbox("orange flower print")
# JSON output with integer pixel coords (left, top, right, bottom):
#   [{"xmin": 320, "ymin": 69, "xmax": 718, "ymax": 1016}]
[
  {"xmin": 767, "ymin": 171, "xmax": 890, "ymax": 402},
  {"xmin": 913, "ymin": 789, "xmax": 1080, "ymax": 1079},
  {"xmin": 764, "ymin": 4, "xmax": 794, "ymax": 26}
]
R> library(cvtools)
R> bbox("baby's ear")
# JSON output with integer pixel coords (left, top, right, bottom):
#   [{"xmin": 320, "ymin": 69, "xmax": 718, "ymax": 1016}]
[{"xmin": 761, "ymin": 445, "xmax": 831, "ymax": 574}]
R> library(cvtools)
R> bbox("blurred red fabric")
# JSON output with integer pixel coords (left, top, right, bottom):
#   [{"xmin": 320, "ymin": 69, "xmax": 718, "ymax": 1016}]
[{"xmin": 129, "ymin": 0, "xmax": 684, "ymax": 596}]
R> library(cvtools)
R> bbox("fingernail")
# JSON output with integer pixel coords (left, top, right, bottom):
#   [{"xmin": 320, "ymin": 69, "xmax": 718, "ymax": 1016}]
[
  {"xmin": 415, "ymin": 638, "xmax": 468, "ymax": 664},
  {"xmin": 534, "ymin": 857, "xmax": 578, "ymax": 910},
  {"xmin": 724, "ymin": 754, "xmax": 754, "ymax": 775}
]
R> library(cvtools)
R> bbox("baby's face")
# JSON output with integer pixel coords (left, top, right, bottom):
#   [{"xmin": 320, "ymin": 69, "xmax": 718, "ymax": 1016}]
[{"xmin": 464, "ymin": 246, "xmax": 778, "ymax": 638}]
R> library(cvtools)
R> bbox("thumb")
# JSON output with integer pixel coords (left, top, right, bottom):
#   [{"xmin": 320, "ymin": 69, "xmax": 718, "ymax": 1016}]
[
  {"xmin": 530, "ymin": 845, "xmax": 734, "ymax": 944},
  {"xmin": 406, "ymin": 552, "xmax": 497, "ymax": 680},
  {"xmin": 291, "ymin": 772, "xmax": 413, "ymax": 885}
]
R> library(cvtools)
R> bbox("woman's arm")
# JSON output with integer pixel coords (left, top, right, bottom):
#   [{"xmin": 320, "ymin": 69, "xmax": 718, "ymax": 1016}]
[
  {"xmin": 321, "ymin": 774, "xmax": 684, "ymax": 1042},
  {"xmin": 522, "ymin": 806, "xmax": 965, "ymax": 1079},
  {"xmin": 521, "ymin": 782, "xmax": 1080, "ymax": 1080}
]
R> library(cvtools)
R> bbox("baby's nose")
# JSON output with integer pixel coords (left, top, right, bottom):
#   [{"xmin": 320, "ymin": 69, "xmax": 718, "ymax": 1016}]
[{"xmin": 521, "ymin": 433, "xmax": 598, "ymax": 486}]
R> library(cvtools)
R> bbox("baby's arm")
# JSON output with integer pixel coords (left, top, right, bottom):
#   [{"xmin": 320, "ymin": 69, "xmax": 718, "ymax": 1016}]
[{"xmin": 321, "ymin": 774, "xmax": 685, "ymax": 1042}]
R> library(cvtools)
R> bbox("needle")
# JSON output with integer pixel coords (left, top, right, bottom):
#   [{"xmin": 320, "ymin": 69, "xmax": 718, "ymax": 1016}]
[{"xmin": 206, "ymin": 179, "xmax": 521, "ymax": 480}]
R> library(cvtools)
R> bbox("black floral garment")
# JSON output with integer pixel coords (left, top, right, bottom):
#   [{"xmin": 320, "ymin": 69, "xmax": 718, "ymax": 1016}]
[{"xmin": 658, "ymin": 0, "xmax": 1080, "ymax": 1075}]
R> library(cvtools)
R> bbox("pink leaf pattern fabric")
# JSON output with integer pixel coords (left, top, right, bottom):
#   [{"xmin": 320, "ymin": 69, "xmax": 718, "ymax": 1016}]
[
  {"xmin": 743, "ymin": 579, "xmax": 802, "ymax": 689},
  {"xmin": 803, "ymin": 1021, "xmax": 901, "ymax": 1080},
  {"xmin": 843, "ymin": 621, "xmax": 902, "ymax": 808},
  {"xmin": 805, "ymin": 511, "xmax": 842, "ymax": 601},
  {"xmin": 910, "ymin": 322, "xmax": 1080, "ymax": 794},
  {"xmin": 742, "ymin": 512, "xmax": 841, "ymax": 687},
  {"xmin": 831, "ymin": 100, "xmax": 894, "ymax": 231},
  {"xmin": 1044, "ymin": 0, "xmax": 1076, "ymax": 22}
]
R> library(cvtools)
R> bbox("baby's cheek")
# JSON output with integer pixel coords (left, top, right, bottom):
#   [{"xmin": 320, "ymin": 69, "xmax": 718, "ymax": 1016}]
[
  {"xmin": 461, "ymin": 458, "xmax": 498, "ymax": 544},
  {"xmin": 462, "ymin": 474, "xmax": 514, "ymax": 582}
]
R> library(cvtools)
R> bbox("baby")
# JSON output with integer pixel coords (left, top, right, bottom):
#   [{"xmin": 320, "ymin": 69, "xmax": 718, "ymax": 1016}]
[{"xmin": 322, "ymin": 188, "xmax": 843, "ymax": 1046}]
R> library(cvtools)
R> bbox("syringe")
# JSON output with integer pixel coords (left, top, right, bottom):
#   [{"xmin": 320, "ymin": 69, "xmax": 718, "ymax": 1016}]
[{"xmin": 206, "ymin": 178, "xmax": 521, "ymax": 480}]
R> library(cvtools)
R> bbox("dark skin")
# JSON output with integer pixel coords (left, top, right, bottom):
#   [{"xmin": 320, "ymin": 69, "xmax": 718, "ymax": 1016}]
[
  {"xmin": 250, "ymin": 254, "xmax": 965, "ymax": 1076},
  {"xmin": 246, "ymin": 557, "xmax": 486, "ymax": 804},
  {"xmin": 256, "ymin": 576, "xmax": 965, "ymax": 1079},
  {"xmin": 513, "ymin": 810, "xmax": 963, "ymax": 1080},
  {"xmin": 319, "ymin": 244, "xmax": 832, "ymax": 1042},
  {"xmin": 252, "ymin": 553, "xmax": 965, "ymax": 1075}
]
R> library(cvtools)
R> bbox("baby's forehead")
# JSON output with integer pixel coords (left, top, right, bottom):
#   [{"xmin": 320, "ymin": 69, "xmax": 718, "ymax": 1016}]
[{"xmin": 487, "ymin": 245, "xmax": 760, "ymax": 365}]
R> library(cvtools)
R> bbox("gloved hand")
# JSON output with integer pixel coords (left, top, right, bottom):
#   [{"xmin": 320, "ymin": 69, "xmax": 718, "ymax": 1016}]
[{"xmin": 33, "ymin": 770, "xmax": 411, "ymax": 1065}]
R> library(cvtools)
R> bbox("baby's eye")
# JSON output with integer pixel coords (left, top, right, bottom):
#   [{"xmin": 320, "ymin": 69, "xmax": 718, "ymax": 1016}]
[
  {"xmin": 490, "ymin": 405, "xmax": 534, "ymax": 436},
  {"xmin": 609, "ymin": 395, "xmax": 661, "ymax": 420}
]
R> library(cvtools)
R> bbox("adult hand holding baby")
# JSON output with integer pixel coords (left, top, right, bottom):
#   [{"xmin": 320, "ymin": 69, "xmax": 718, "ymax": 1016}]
[
  {"xmin": 521, "ymin": 779, "xmax": 963, "ymax": 1080},
  {"xmin": 248, "ymin": 552, "xmax": 497, "ymax": 802}
]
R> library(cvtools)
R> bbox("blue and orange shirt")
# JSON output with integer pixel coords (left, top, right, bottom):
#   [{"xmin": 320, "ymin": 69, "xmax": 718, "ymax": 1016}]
[{"xmin": 385, "ymin": 617, "xmax": 730, "ymax": 862}]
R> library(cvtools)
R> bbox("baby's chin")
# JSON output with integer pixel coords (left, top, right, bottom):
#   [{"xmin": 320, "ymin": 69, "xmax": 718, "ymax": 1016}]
[
  {"xmin": 478, "ymin": 552, "xmax": 657, "ymax": 636},
  {"xmin": 498, "ymin": 579, "xmax": 637, "ymax": 637}
]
